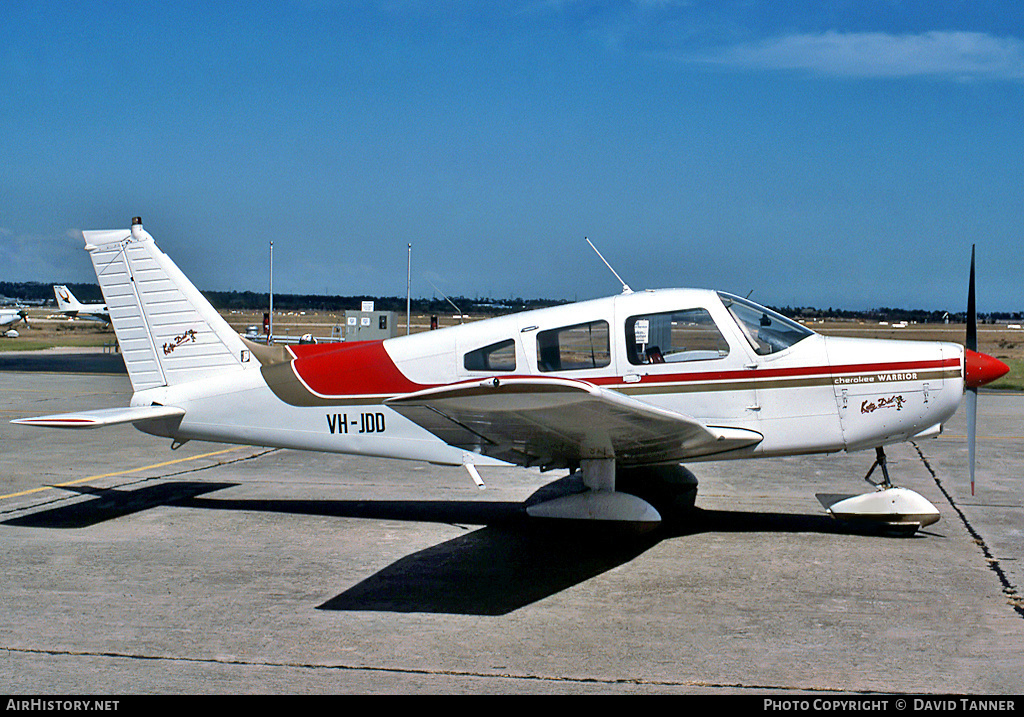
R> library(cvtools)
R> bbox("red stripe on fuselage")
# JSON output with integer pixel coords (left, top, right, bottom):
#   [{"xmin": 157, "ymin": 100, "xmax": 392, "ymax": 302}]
[
  {"xmin": 290, "ymin": 340, "xmax": 428, "ymax": 397},
  {"xmin": 588, "ymin": 357, "xmax": 960, "ymax": 387},
  {"xmin": 287, "ymin": 341, "xmax": 960, "ymax": 399}
]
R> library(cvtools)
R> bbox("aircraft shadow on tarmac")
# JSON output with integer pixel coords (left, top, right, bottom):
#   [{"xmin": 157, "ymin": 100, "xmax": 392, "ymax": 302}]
[
  {"xmin": 4, "ymin": 476, "xmax": 913, "ymax": 616},
  {"xmin": 315, "ymin": 499, "xmax": 917, "ymax": 615},
  {"xmin": 2, "ymin": 482, "xmax": 237, "ymax": 529}
]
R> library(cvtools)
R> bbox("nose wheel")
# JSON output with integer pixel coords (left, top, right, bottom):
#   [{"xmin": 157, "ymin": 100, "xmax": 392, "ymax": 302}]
[{"xmin": 824, "ymin": 446, "xmax": 940, "ymax": 533}]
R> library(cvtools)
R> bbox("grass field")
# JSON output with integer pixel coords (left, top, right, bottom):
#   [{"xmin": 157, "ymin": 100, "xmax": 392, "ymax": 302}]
[
  {"xmin": 989, "ymin": 358, "xmax": 1024, "ymax": 391},
  {"xmin": 0, "ymin": 318, "xmax": 112, "ymax": 352}
]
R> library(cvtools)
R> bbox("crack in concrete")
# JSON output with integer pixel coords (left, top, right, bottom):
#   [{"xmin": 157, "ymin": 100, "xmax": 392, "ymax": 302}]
[
  {"xmin": 912, "ymin": 442, "xmax": 1024, "ymax": 620},
  {"xmin": 0, "ymin": 645, "xmax": 899, "ymax": 694},
  {"xmin": 156, "ymin": 447, "xmax": 281, "ymax": 479}
]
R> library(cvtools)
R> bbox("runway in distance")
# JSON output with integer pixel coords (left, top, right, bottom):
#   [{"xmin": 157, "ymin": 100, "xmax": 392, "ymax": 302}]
[
  {"xmin": 14, "ymin": 218, "xmax": 1009, "ymax": 533},
  {"xmin": 53, "ymin": 284, "xmax": 110, "ymax": 323}
]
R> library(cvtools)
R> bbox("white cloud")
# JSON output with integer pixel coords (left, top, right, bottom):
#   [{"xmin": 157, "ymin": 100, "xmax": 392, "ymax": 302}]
[{"xmin": 696, "ymin": 31, "xmax": 1024, "ymax": 80}]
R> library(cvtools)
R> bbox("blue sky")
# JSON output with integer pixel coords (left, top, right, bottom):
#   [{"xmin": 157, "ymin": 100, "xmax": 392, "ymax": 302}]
[{"xmin": 2, "ymin": 1, "xmax": 1022, "ymax": 311}]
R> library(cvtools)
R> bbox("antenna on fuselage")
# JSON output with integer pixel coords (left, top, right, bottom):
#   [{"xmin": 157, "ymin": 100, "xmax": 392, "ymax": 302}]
[
  {"xmin": 428, "ymin": 279, "xmax": 465, "ymax": 324},
  {"xmin": 586, "ymin": 237, "xmax": 633, "ymax": 294}
]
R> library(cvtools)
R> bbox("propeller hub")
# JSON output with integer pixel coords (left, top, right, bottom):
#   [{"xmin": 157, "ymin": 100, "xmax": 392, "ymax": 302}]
[{"xmin": 965, "ymin": 349, "xmax": 1009, "ymax": 388}]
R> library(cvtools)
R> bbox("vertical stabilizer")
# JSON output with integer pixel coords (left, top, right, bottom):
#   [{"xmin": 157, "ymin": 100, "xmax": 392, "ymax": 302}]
[
  {"xmin": 54, "ymin": 285, "xmax": 83, "ymax": 312},
  {"xmin": 84, "ymin": 218, "xmax": 251, "ymax": 391}
]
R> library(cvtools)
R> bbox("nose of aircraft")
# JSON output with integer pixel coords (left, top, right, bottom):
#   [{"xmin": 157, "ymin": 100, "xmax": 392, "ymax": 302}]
[{"xmin": 965, "ymin": 349, "xmax": 1010, "ymax": 388}]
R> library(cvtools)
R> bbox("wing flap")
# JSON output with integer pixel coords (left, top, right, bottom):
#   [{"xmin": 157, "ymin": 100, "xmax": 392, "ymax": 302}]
[
  {"xmin": 386, "ymin": 377, "xmax": 761, "ymax": 468},
  {"xmin": 11, "ymin": 405, "xmax": 185, "ymax": 429}
]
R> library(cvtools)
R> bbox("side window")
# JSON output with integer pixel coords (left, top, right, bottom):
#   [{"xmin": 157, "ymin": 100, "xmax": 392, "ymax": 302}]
[
  {"xmin": 464, "ymin": 339, "xmax": 517, "ymax": 372},
  {"xmin": 625, "ymin": 308, "xmax": 729, "ymax": 365},
  {"xmin": 537, "ymin": 321, "xmax": 610, "ymax": 372}
]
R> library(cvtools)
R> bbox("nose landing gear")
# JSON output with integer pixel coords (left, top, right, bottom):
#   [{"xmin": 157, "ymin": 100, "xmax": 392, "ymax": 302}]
[
  {"xmin": 825, "ymin": 446, "xmax": 941, "ymax": 534},
  {"xmin": 864, "ymin": 446, "xmax": 894, "ymax": 488}
]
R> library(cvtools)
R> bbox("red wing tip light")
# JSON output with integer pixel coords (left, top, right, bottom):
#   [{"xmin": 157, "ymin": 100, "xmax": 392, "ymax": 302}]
[
  {"xmin": 11, "ymin": 417, "xmax": 100, "ymax": 427},
  {"xmin": 965, "ymin": 349, "xmax": 1010, "ymax": 389}
]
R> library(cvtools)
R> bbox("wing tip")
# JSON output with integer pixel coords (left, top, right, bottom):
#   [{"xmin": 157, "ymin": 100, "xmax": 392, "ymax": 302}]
[{"xmin": 11, "ymin": 406, "xmax": 185, "ymax": 429}]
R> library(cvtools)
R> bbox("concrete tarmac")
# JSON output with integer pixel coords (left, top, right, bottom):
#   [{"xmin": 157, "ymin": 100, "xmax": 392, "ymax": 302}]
[{"xmin": 1, "ymin": 359, "xmax": 1022, "ymax": 694}]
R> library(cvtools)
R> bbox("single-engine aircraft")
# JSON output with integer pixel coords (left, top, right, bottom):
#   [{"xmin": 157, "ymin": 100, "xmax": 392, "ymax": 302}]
[
  {"xmin": 14, "ymin": 218, "xmax": 1009, "ymax": 533},
  {"xmin": 53, "ymin": 284, "xmax": 110, "ymax": 323},
  {"xmin": 0, "ymin": 307, "xmax": 28, "ymax": 336}
]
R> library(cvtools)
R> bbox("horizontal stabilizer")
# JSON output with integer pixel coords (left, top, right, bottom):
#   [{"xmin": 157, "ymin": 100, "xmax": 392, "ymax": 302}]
[{"xmin": 11, "ymin": 405, "xmax": 185, "ymax": 429}]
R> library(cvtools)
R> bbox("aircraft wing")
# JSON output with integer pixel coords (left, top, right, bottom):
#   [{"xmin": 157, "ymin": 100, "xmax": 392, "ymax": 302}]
[
  {"xmin": 385, "ymin": 376, "xmax": 762, "ymax": 469},
  {"xmin": 11, "ymin": 405, "xmax": 185, "ymax": 429}
]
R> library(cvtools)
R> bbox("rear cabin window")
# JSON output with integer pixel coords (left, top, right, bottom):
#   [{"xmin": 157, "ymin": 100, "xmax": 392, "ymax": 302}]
[
  {"xmin": 537, "ymin": 320, "xmax": 610, "ymax": 372},
  {"xmin": 625, "ymin": 308, "xmax": 730, "ymax": 365},
  {"xmin": 464, "ymin": 339, "xmax": 517, "ymax": 372}
]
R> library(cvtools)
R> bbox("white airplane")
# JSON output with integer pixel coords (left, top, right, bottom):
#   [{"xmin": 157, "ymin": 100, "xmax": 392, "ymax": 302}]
[
  {"xmin": 13, "ymin": 218, "xmax": 1009, "ymax": 533},
  {"xmin": 0, "ymin": 307, "xmax": 28, "ymax": 336},
  {"xmin": 53, "ymin": 285, "xmax": 110, "ymax": 323}
]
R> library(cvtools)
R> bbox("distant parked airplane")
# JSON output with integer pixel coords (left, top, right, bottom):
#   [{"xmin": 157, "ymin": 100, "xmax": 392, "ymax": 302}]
[
  {"xmin": 0, "ymin": 307, "xmax": 28, "ymax": 336},
  {"xmin": 53, "ymin": 285, "xmax": 109, "ymax": 322}
]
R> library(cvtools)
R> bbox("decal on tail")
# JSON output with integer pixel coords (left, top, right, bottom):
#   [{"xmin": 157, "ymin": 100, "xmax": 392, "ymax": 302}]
[
  {"xmin": 53, "ymin": 285, "xmax": 81, "ymax": 312},
  {"xmin": 85, "ymin": 217, "xmax": 253, "ymax": 391}
]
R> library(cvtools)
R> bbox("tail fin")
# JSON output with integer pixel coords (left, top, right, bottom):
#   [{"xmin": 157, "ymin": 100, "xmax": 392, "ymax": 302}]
[
  {"xmin": 53, "ymin": 285, "xmax": 82, "ymax": 312},
  {"xmin": 84, "ymin": 217, "xmax": 252, "ymax": 392}
]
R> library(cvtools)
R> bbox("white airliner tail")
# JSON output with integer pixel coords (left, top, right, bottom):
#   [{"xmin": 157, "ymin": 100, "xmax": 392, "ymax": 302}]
[
  {"xmin": 53, "ymin": 285, "xmax": 85, "ymax": 312},
  {"xmin": 84, "ymin": 217, "xmax": 251, "ymax": 392}
]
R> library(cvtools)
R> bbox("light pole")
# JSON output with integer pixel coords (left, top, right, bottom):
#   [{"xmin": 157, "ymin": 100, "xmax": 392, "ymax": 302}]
[
  {"xmin": 268, "ymin": 241, "xmax": 274, "ymax": 345},
  {"xmin": 406, "ymin": 243, "xmax": 411, "ymax": 335}
]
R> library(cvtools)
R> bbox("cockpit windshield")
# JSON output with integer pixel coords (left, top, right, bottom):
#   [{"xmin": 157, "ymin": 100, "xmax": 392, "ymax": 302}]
[{"xmin": 718, "ymin": 292, "xmax": 813, "ymax": 356}]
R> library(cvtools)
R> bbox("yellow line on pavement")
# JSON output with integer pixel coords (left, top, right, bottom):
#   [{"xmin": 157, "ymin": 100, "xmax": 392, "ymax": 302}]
[
  {"xmin": 942, "ymin": 435, "xmax": 1024, "ymax": 441},
  {"xmin": 0, "ymin": 446, "xmax": 245, "ymax": 501}
]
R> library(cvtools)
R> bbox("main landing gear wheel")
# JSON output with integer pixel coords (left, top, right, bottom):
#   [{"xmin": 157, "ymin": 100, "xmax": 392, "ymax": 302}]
[{"xmin": 525, "ymin": 458, "xmax": 662, "ymax": 530}]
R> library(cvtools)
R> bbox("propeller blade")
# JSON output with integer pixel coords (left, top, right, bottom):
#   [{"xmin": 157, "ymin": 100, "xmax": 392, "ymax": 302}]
[
  {"xmin": 966, "ymin": 244, "xmax": 977, "ymax": 352},
  {"xmin": 967, "ymin": 245, "xmax": 977, "ymax": 496},
  {"xmin": 961, "ymin": 245, "xmax": 1010, "ymax": 496},
  {"xmin": 967, "ymin": 387, "xmax": 977, "ymax": 496}
]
